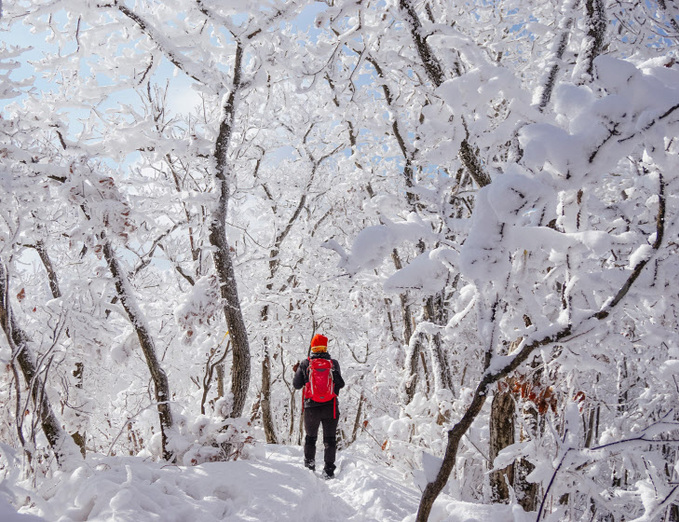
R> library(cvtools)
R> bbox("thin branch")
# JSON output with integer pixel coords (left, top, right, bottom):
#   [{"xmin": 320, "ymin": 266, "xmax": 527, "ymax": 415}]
[
  {"xmin": 117, "ymin": 3, "xmax": 212, "ymax": 85},
  {"xmin": 536, "ymin": 442, "xmax": 571, "ymax": 522},
  {"xmin": 132, "ymin": 224, "xmax": 180, "ymax": 277}
]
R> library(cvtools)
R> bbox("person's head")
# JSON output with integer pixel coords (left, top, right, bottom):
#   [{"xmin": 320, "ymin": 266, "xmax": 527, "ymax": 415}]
[{"xmin": 310, "ymin": 333, "xmax": 328, "ymax": 354}]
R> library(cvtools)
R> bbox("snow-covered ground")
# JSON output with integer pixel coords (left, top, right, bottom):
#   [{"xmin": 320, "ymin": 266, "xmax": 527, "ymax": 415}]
[{"xmin": 1, "ymin": 443, "xmax": 528, "ymax": 521}]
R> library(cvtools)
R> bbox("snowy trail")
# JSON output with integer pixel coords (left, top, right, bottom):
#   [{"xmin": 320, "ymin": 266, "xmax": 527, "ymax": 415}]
[
  {"xmin": 325, "ymin": 452, "xmax": 422, "ymax": 521},
  {"xmin": 3, "ymin": 444, "xmax": 522, "ymax": 522}
]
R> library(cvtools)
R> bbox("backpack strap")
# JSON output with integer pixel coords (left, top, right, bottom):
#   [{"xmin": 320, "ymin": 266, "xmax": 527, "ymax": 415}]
[
  {"xmin": 301, "ymin": 357, "xmax": 310, "ymax": 416},
  {"xmin": 306, "ymin": 356, "xmax": 313, "ymax": 396}
]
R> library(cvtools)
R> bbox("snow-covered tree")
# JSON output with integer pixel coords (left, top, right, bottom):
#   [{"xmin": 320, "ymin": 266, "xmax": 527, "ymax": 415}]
[{"xmin": 2, "ymin": 1, "xmax": 679, "ymax": 520}]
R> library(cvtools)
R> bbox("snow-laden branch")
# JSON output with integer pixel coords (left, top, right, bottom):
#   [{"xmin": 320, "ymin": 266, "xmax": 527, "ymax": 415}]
[
  {"xmin": 0, "ymin": 259, "xmax": 69, "ymax": 464},
  {"xmin": 416, "ymin": 168, "xmax": 667, "ymax": 521},
  {"xmin": 486, "ymin": 172, "xmax": 664, "ymax": 383}
]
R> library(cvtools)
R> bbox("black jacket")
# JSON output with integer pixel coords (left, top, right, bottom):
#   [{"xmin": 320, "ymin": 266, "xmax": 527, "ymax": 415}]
[{"xmin": 293, "ymin": 352, "xmax": 345, "ymax": 408}]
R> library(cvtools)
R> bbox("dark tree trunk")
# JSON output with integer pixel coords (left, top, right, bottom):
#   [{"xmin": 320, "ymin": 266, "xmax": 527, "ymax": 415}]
[
  {"xmin": 71, "ymin": 362, "xmax": 87, "ymax": 458},
  {"xmin": 393, "ymin": 249, "xmax": 423, "ymax": 403},
  {"xmin": 424, "ymin": 294, "xmax": 454, "ymax": 395},
  {"xmin": 351, "ymin": 392, "xmax": 365, "ymax": 444},
  {"xmin": 102, "ymin": 238, "xmax": 174, "ymax": 461},
  {"xmin": 538, "ymin": 0, "xmax": 578, "ymax": 111},
  {"xmin": 515, "ymin": 402, "xmax": 540, "ymax": 512},
  {"xmin": 260, "ymin": 319, "xmax": 278, "ymax": 444},
  {"xmin": 0, "ymin": 261, "xmax": 67, "ymax": 464},
  {"xmin": 31, "ymin": 241, "xmax": 87, "ymax": 458},
  {"xmin": 515, "ymin": 455, "xmax": 539, "ymax": 512},
  {"xmin": 209, "ymin": 41, "xmax": 251, "ymax": 420},
  {"xmin": 489, "ymin": 389, "xmax": 515, "ymax": 503},
  {"xmin": 403, "ymin": 336, "xmax": 423, "ymax": 403},
  {"xmin": 32, "ymin": 240, "xmax": 61, "ymax": 299}
]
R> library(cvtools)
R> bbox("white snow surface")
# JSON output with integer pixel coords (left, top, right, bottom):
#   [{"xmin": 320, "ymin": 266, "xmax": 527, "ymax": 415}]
[{"xmin": 2, "ymin": 444, "xmax": 527, "ymax": 522}]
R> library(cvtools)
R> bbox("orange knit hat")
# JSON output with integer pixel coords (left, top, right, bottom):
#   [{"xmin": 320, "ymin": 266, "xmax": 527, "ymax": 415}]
[{"xmin": 310, "ymin": 334, "xmax": 328, "ymax": 353}]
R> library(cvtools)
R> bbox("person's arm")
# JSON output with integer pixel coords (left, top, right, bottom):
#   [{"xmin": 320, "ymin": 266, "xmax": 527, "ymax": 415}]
[
  {"xmin": 292, "ymin": 359, "xmax": 308, "ymax": 390},
  {"xmin": 332, "ymin": 360, "xmax": 345, "ymax": 392}
]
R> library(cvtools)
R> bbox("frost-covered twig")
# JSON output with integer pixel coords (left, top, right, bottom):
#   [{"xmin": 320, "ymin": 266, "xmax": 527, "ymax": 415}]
[
  {"xmin": 536, "ymin": 439, "xmax": 571, "ymax": 522},
  {"xmin": 201, "ymin": 338, "xmax": 231, "ymax": 415},
  {"xmin": 106, "ymin": 402, "xmax": 166, "ymax": 457},
  {"xmin": 536, "ymin": 412, "xmax": 679, "ymax": 521}
]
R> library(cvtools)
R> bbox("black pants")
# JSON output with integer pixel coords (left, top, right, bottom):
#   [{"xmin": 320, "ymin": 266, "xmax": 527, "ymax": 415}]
[{"xmin": 304, "ymin": 400, "xmax": 338, "ymax": 472}]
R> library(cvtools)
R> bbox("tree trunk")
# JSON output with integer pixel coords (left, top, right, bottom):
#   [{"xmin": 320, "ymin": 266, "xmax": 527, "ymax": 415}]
[
  {"xmin": 489, "ymin": 388, "xmax": 515, "ymax": 503},
  {"xmin": 424, "ymin": 294, "xmax": 454, "ymax": 395},
  {"xmin": 515, "ymin": 404, "xmax": 540, "ymax": 512},
  {"xmin": 515, "ymin": 360, "xmax": 542, "ymax": 512},
  {"xmin": 351, "ymin": 392, "xmax": 365, "ymax": 444},
  {"xmin": 260, "ymin": 325, "xmax": 278, "ymax": 444},
  {"xmin": 393, "ymin": 249, "xmax": 423, "ymax": 403},
  {"xmin": 403, "ymin": 335, "xmax": 423, "ymax": 402},
  {"xmin": 0, "ymin": 261, "xmax": 67, "ymax": 464},
  {"xmin": 515, "ymin": 455, "xmax": 539, "ymax": 512},
  {"xmin": 101, "ymin": 238, "xmax": 174, "ymax": 461},
  {"xmin": 71, "ymin": 362, "xmax": 87, "ymax": 458},
  {"xmin": 209, "ymin": 41, "xmax": 251, "ymax": 420},
  {"xmin": 32, "ymin": 241, "xmax": 87, "ymax": 458},
  {"xmin": 32, "ymin": 240, "xmax": 61, "ymax": 299}
]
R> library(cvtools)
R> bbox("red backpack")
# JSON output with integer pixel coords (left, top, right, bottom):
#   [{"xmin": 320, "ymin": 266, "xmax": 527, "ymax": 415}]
[
  {"xmin": 304, "ymin": 357, "xmax": 337, "ymax": 403},
  {"xmin": 303, "ymin": 357, "xmax": 338, "ymax": 418}
]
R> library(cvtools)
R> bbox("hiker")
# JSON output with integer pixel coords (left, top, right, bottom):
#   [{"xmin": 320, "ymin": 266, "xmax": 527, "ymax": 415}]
[{"xmin": 293, "ymin": 333, "xmax": 345, "ymax": 479}]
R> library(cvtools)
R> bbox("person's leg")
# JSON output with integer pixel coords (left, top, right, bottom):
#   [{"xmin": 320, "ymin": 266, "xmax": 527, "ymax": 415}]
[
  {"xmin": 321, "ymin": 405, "xmax": 339, "ymax": 477},
  {"xmin": 304, "ymin": 407, "xmax": 322, "ymax": 470}
]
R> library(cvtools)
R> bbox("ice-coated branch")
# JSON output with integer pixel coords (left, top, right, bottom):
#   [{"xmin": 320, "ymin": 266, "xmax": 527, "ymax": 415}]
[
  {"xmin": 589, "ymin": 103, "xmax": 679, "ymax": 164},
  {"xmin": 365, "ymin": 55, "xmax": 417, "ymax": 201},
  {"xmin": 537, "ymin": 411, "xmax": 679, "ymax": 521},
  {"xmin": 595, "ymin": 172, "xmax": 665, "ymax": 319}
]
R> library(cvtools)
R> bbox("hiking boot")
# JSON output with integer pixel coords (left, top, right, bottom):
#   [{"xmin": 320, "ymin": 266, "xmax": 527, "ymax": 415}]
[
  {"xmin": 321, "ymin": 468, "xmax": 334, "ymax": 480},
  {"xmin": 304, "ymin": 459, "xmax": 315, "ymax": 471}
]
